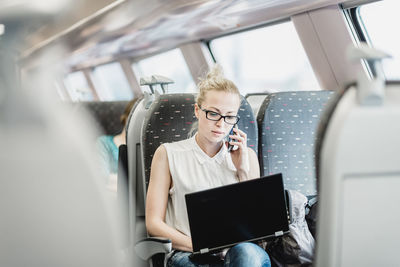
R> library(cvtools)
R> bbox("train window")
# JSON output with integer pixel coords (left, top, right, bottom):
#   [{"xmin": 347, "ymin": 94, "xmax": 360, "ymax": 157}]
[
  {"xmin": 357, "ymin": 1, "xmax": 400, "ymax": 79},
  {"xmin": 208, "ymin": 21, "xmax": 320, "ymax": 94},
  {"xmin": 91, "ymin": 62, "xmax": 134, "ymax": 100},
  {"xmin": 55, "ymin": 81, "xmax": 68, "ymax": 101},
  {"xmin": 132, "ymin": 48, "xmax": 196, "ymax": 93},
  {"xmin": 63, "ymin": 71, "xmax": 95, "ymax": 102}
]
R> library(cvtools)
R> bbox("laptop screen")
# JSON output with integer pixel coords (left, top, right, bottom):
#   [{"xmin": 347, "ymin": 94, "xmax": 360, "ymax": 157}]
[{"xmin": 185, "ymin": 173, "xmax": 289, "ymax": 253}]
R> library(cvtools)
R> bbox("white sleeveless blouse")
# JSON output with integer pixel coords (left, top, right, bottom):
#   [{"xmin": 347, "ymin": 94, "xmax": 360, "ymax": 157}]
[{"xmin": 162, "ymin": 135, "xmax": 238, "ymax": 237}]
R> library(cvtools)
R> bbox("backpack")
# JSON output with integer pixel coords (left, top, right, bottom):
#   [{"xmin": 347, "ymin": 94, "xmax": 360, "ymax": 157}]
[
  {"xmin": 305, "ymin": 196, "xmax": 318, "ymax": 239},
  {"xmin": 264, "ymin": 190, "xmax": 315, "ymax": 267}
]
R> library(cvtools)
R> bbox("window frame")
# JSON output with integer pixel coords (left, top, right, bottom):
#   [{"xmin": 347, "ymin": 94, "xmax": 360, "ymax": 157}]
[
  {"xmin": 203, "ymin": 18, "xmax": 292, "ymax": 63},
  {"xmin": 90, "ymin": 61, "xmax": 134, "ymax": 101},
  {"xmin": 343, "ymin": 2, "xmax": 397, "ymax": 80},
  {"xmin": 204, "ymin": 18, "xmax": 321, "ymax": 93},
  {"xmin": 63, "ymin": 70, "xmax": 97, "ymax": 102}
]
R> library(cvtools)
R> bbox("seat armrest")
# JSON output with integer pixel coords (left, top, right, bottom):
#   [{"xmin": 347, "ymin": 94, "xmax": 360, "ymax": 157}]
[{"xmin": 135, "ymin": 237, "xmax": 172, "ymax": 261}]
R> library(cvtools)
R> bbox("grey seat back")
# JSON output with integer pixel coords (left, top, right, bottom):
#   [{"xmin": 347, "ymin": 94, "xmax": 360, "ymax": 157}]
[
  {"xmin": 0, "ymin": 91, "xmax": 120, "ymax": 267},
  {"xmin": 315, "ymin": 81, "xmax": 400, "ymax": 267},
  {"xmin": 141, "ymin": 93, "xmax": 258, "ymax": 190},
  {"xmin": 76, "ymin": 101, "xmax": 130, "ymax": 136},
  {"xmin": 125, "ymin": 93, "xmax": 155, "ymax": 267},
  {"xmin": 126, "ymin": 93, "xmax": 154, "ymax": 219},
  {"xmin": 141, "ymin": 93, "xmax": 197, "ymax": 190},
  {"xmin": 257, "ymin": 91, "xmax": 334, "ymax": 196}
]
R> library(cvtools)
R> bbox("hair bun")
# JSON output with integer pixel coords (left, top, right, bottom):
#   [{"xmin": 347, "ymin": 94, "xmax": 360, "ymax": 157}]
[
  {"xmin": 206, "ymin": 64, "xmax": 224, "ymax": 80},
  {"xmin": 196, "ymin": 64, "xmax": 239, "ymax": 107}
]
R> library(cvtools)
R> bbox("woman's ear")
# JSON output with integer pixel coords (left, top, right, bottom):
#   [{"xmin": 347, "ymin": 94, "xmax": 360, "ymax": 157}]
[{"xmin": 194, "ymin": 103, "xmax": 199, "ymax": 119}]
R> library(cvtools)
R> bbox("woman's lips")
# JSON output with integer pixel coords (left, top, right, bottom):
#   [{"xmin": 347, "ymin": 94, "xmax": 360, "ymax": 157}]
[{"xmin": 212, "ymin": 130, "xmax": 224, "ymax": 135}]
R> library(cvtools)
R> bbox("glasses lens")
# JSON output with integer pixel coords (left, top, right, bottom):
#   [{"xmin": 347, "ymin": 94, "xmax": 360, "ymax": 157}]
[
  {"xmin": 225, "ymin": 116, "xmax": 238, "ymax": 124},
  {"xmin": 206, "ymin": 111, "xmax": 221, "ymax": 121}
]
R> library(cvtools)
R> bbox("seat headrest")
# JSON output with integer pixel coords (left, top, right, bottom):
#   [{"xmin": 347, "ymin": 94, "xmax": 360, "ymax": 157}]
[{"xmin": 76, "ymin": 101, "xmax": 130, "ymax": 136}]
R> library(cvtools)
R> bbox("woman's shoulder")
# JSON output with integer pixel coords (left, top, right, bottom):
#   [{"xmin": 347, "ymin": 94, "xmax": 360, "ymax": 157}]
[
  {"xmin": 153, "ymin": 137, "xmax": 193, "ymax": 164},
  {"xmin": 162, "ymin": 136, "xmax": 194, "ymax": 152}
]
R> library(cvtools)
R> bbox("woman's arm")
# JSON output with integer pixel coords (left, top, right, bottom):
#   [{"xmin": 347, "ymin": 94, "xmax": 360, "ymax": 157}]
[
  {"xmin": 145, "ymin": 145, "xmax": 193, "ymax": 252},
  {"xmin": 235, "ymin": 147, "xmax": 260, "ymax": 181},
  {"xmin": 229, "ymin": 128, "xmax": 260, "ymax": 181},
  {"xmin": 247, "ymin": 148, "xmax": 260, "ymax": 179}
]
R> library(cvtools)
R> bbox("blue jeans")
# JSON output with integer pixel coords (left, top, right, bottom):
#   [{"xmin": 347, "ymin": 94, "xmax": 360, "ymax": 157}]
[{"xmin": 167, "ymin": 242, "xmax": 271, "ymax": 267}]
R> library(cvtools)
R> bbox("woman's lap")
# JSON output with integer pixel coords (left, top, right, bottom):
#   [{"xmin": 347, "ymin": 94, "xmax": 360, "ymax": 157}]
[
  {"xmin": 167, "ymin": 242, "xmax": 270, "ymax": 267},
  {"xmin": 166, "ymin": 250, "xmax": 223, "ymax": 267},
  {"xmin": 224, "ymin": 242, "xmax": 271, "ymax": 267}
]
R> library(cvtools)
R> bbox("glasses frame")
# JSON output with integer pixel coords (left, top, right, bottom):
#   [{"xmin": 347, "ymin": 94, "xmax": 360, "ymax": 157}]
[{"xmin": 199, "ymin": 107, "xmax": 240, "ymax": 125}]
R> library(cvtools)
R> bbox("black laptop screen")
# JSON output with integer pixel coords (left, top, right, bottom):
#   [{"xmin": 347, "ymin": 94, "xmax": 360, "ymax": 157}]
[{"xmin": 185, "ymin": 173, "xmax": 289, "ymax": 253}]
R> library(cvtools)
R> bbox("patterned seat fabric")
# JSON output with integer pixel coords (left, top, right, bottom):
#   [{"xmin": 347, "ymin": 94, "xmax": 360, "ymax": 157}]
[
  {"xmin": 141, "ymin": 94, "xmax": 258, "ymax": 190},
  {"xmin": 257, "ymin": 91, "xmax": 334, "ymax": 196},
  {"xmin": 77, "ymin": 101, "xmax": 129, "ymax": 135}
]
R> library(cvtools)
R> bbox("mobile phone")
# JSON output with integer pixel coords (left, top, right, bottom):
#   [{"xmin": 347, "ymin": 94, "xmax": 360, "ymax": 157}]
[{"xmin": 227, "ymin": 124, "xmax": 238, "ymax": 152}]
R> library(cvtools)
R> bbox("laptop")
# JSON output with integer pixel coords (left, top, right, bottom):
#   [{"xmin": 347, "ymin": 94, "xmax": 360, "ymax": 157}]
[{"xmin": 185, "ymin": 173, "xmax": 289, "ymax": 255}]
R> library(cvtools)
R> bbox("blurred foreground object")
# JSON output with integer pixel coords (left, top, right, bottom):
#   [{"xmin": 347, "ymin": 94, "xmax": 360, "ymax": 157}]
[
  {"xmin": 315, "ymin": 44, "xmax": 400, "ymax": 267},
  {"xmin": 0, "ymin": 2, "xmax": 123, "ymax": 266}
]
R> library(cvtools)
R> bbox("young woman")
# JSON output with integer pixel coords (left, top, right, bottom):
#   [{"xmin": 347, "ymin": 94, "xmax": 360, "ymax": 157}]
[{"xmin": 146, "ymin": 66, "xmax": 271, "ymax": 267}]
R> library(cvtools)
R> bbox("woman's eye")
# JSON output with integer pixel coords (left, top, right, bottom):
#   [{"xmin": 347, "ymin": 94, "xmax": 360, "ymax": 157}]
[{"xmin": 209, "ymin": 112, "xmax": 219, "ymax": 116}]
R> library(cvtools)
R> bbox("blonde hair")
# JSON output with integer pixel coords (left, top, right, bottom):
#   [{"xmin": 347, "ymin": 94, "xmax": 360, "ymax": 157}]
[
  {"xmin": 188, "ymin": 65, "xmax": 240, "ymax": 137},
  {"xmin": 196, "ymin": 64, "xmax": 240, "ymax": 107}
]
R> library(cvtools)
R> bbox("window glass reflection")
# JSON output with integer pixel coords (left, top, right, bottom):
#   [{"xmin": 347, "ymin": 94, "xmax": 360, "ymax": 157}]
[
  {"xmin": 209, "ymin": 21, "xmax": 320, "ymax": 94},
  {"xmin": 132, "ymin": 49, "xmax": 196, "ymax": 93}
]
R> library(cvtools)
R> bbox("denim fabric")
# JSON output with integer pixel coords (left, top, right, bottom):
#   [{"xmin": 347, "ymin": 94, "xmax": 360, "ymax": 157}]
[
  {"xmin": 167, "ymin": 242, "xmax": 271, "ymax": 267},
  {"xmin": 224, "ymin": 243, "xmax": 271, "ymax": 267}
]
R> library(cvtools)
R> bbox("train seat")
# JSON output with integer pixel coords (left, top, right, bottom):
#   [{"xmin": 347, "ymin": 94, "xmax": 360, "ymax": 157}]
[
  {"xmin": 256, "ymin": 91, "xmax": 334, "ymax": 197},
  {"xmin": 245, "ymin": 93, "xmax": 269, "ymax": 115},
  {"xmin": 0, "ymin": 91, "xmax": 121, "ymax": 266},
  {"xmin": 110, "ymin": 92, "xmax": 154, "ymax": 267},
  {"xmin": 135, "ymin": 93, "xmax": 258, "ymax": 266},
  {"xmin": 75, "ymin": 100, "xmax": 130, "ymax": 136},
  {"xmin": 315, "ymin": 81, "xmax": 400, "ymax": 267}
]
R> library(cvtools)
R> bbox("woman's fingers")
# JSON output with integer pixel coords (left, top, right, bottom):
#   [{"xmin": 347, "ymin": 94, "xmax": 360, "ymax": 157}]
[
  {"xmin": 234, "ymin": 127, "xmax": 246, "ymax": 137},
  {"xmin": 229, "ymin": 127, "xmax": 247, "ymax": 147}
]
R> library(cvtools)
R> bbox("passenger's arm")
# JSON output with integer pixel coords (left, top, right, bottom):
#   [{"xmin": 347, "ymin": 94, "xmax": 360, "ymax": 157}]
[
  {"xmin": 230, "ymin": 128, "xmax": 260, "ymax": 181},
  {"xmin": 247, "ymin": 148, "xmax": 260, "ymax": 179},
  {"xmin": 236, "ymin": 147, "xmax": 260, "ymax": 181},
  {"xmin": 145, "ymin": 145, "xmax": 193, "ymax": 252}
]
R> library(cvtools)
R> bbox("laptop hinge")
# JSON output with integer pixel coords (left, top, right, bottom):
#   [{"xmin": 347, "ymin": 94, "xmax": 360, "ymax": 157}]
[
  {"xmin": 275, "ymin": 231, "xmax": 284, "ymax": 237},
  {"xmin": 200, "ymin": 248, "xmax": 209, "ymax": 254}
]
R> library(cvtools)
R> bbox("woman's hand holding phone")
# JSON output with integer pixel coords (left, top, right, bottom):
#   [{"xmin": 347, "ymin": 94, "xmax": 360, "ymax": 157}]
[
  {"xmin": 227, "ymin": 124, "xmax": 238, "ymax": 152},
  {"xmin": 227, "ymin": 125, "xmax": 250, "ymax": 181}
]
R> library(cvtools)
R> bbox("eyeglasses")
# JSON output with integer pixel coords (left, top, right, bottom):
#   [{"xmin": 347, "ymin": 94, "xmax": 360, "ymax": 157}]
[{"xmin": 199, "ymin": 107, "xmax": 240, "ymax": 125}]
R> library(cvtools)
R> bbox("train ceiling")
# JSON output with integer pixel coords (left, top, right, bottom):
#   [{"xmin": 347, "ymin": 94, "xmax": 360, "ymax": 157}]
[{"xmin": 18, "ymin": 0, "xmax": 358, "ymax": 70}]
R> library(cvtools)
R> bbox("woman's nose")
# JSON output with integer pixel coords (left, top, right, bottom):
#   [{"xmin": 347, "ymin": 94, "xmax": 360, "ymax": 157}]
[{"xmin": 215, "ymin": 117, "xmax": 224, "ymax": 127}]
